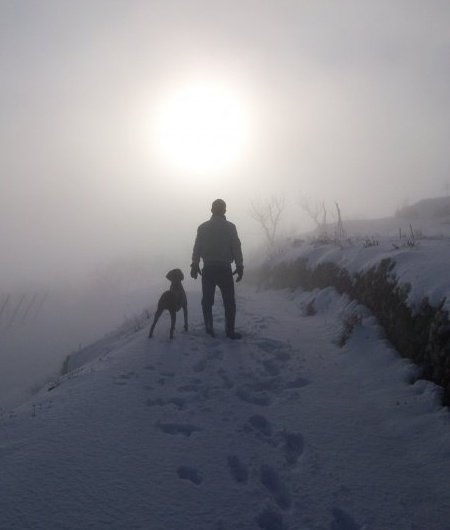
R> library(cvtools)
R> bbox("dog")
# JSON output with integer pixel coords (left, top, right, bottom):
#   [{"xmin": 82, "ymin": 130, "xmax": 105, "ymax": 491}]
[{"xmin": 148, "ymin": 268, "xmax": 188, "ymax": 339}]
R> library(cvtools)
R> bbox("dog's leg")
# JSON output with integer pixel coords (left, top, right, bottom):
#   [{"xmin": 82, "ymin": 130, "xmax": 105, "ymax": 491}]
[
  {"xmin": 169, "ymin": 310, "xmax": 176, "ymax": 339},
  {"xmin": 183, "ymin": 303, "xmax": 188, "ymax": 332},
  {"xmin": 149, "ymin": 307, "xmax": 163, "ymax": 338}
]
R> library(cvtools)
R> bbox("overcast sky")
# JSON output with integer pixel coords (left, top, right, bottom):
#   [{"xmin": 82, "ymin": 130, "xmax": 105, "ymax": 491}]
[{"xmin": 1, "ymin": 0, "xmax": 449, "ymax": 287}]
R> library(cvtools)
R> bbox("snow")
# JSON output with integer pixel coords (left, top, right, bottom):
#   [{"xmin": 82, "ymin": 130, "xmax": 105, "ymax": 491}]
[
  {"xmin": 1, "ymin": 285, "xmax": 450, "ymax": 530},
  {"xmin": 2, "ymin": 197, "xmax": 450, "ymax": 529},
  {"xmin": 278, "ymin": 218, "xmax": 450, "ymax": 313}
]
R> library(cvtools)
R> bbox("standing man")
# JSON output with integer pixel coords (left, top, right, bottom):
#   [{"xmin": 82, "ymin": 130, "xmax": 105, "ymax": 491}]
[{"xmin": 191, "ymin": 199, "xmax": 244, "ymax": 339}]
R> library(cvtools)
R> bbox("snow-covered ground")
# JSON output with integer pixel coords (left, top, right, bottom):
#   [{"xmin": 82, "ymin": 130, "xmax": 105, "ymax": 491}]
[
  {"xmin": 277, "ymin": 237, "xmax": 450, "ymax": 313},
  {"xmin": 2, "ymin": 285, "xmax": 450, "ymax": 530},
  {"xmin": 279, "ymin": 196, "xmax": 450, "ymax": 312},
  {"xmin": 0, "ymin": 273, "xmax": 165, "ymax": 409},
  {"xmin": 2, "ymin": 197, "xmax": 450, "ymax": 529}
]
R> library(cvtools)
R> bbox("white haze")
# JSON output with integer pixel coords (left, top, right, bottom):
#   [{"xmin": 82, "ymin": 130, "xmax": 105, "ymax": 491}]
[{"xmin": 0, "ymin": 0, "xmax": 449, "ymax": 406}]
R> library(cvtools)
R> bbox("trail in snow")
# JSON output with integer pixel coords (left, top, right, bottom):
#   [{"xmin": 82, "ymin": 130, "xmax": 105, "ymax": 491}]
[{"xmin": 1, "ymin": 286, "xmax": 450, "ymax": 530}]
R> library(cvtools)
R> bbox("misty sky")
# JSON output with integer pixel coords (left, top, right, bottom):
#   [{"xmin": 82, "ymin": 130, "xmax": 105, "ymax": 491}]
[{"xmin": 1, "ymin": 0, "xmax": 449, "ymax": 287}]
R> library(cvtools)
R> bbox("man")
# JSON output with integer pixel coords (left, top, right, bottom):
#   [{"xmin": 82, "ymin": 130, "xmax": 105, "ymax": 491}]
[{"xmin": 191, "ymin": 199, "xmax": 244, "ymax": 339}]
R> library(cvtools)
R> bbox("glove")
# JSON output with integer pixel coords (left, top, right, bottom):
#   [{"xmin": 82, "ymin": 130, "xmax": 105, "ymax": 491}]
[
  {"xmin": 190, "ymin": 263, "xmax": 201, "ymax": 279},
  {"xmin": 233, "ymin": 265, "xmax": 244, "ymax": 283}
]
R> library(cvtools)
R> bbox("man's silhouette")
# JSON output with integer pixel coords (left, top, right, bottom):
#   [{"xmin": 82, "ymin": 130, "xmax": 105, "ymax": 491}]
[{"xmin": 191, "ymin": 199, "xmax": 243, "ymax": 339}]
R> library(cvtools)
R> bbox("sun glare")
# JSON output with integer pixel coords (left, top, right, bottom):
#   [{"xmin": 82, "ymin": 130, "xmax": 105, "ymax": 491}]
[{"xmin": 152, "ymin": 80, "xmax": 250, "ymax": 174}]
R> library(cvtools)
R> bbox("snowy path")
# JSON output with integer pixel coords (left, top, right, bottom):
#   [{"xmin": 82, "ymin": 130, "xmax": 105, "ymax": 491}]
[{"xmin": 1, "ymin": 286, "xmax": 450, "ymax": 530}]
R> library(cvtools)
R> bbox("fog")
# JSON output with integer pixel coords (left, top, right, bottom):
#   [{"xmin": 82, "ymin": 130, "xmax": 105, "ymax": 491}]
[{"xmin": 1, "ymin": 0, "xmax": 449, "ymax": 407}]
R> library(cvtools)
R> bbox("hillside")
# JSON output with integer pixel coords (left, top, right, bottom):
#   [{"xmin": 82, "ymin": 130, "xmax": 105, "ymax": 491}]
[
  {"xmin": 261, "ymin": 196, "xmax": 450, "ymax": 404},
  {"xmin": 1, "ymin": 196, "xmax": 450, "ymax": 529},
  {"xmin": 1, "ymin": 283, "xmax": 450, "ymax": 529},
  {"xmin": 341, "ymin": 195, "xmax": 450, "ymax": 238}
]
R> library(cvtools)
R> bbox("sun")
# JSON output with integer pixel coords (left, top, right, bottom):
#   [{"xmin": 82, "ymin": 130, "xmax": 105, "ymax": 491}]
[{"xmin": 151, "ymin": 80, "xmax": 250, "ymax": 174}]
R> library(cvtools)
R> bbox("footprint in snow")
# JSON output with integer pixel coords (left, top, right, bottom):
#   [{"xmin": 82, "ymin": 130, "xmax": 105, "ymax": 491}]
[
  {"xmin": 260, "ymin": 465, "xmax": 291, "ymax": 510},
  {"xmin": 285, "ymin": 376, "xmax": 310, "ymax": 389},
  {"xmin": 331, "ymin": 507, "xmax": 361, "ymax": 530},
  {"xmin": 227, "ymin": 455, "xmax": 249, "ymax": 484},
  {"xmin": 177, "ymin": 383, "xmax": 202, "ymax": 393},
  {"xmin": 218, "ymin": 371, "xmax": 234, "ymax": 389},
  {"xmin": 262, "ymin": 360, "xmax": 281, "ymax": 376},
  {"xmin": 146, "ymin": 397, "xmax": 186, "ymax": 411},
  {"xmin": 236, "ymin": 387, "xmax": 271, "ymax": 407},
  {"xmin": 114, "ymin": 371, "xmax": 137, "ymax": 384},
  {"xmin": 177, "ymin": 466, "xmax": 203, "ymax": 485},
  {"xmin": 193, "ymin": 359, "xmax": 208, "ymax": 373},
  {"xmin": 255, "ymin": 338, "xmax": 287, "ymax": 354},
  {"xmin": 274, "ymin": 351, "xmax": 291, "ymax": 363},
  {"xmin": 248, "ymin": 414, "xmax": 273, "ymax": 437},
  {"xmin": 177, "ymin": 377, "xmax": 207, "ymax": 395},
  {"xmin": 208, "ymin": 348, "xmax": 224, "ymax": 360},
  {"xmin": 253, "ymin": 317, "xmax": 270, "ymax": 330},
  {"xmin": 114, "ymin": 372, "xmax": 137, "ymax": 385},
  {"xmin": 281, "ymin": 431, "xmax": 304, "ymax": 466},
  {"xmin": 157, "ymin": 421, "xmax": 201, "ymax": 437},
  {"xmin": 159, "ymin": 371, "xmax": 175, "ymax": 377},
  {"xmin": 255, "ymin": 507, "xmax": 286, "ymax": 530},
  {"xmin": 249, "ymin": 378, "xmax": 280, "ymax": 393}
]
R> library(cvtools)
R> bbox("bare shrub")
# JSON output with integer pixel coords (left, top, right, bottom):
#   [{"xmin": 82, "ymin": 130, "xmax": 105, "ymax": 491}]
[
  {"xmin": 363, "ymin": 237, "xmax": 380, "ymax": 248},
  {"xmin": 394, "ymin": 224, "xmax": 421, "ymax": 250},
  {"xmin": 300, "ymin": 197, "xmax": 328, "ymax": 237},
  {"xmin": 337, "ymin": 311, "xmax": 362, "ymax": 347},
  {"xmin": 250, "ymin": 195, "xmax": 286, "ymax": 254}
]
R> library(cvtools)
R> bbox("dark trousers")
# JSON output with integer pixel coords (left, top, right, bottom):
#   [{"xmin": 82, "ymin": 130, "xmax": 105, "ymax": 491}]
[{"xmin": 201, "ymin": 265, "xmax": 236, "ymax": 333}]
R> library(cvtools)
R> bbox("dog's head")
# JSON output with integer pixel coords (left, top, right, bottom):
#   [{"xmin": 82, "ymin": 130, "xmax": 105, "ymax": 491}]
[{"xmin": 166, "ymin": 268, "xmax": 184, "ymax": 283}]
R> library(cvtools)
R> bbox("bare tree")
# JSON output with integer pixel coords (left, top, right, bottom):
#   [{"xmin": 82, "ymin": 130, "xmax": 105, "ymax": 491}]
[
  {"xmin": 334, "ymin": 202, "xmax": 346, "ymax": 241},
  {"xmin": 300, "ymin": 197, "xmax": 328, "ymax": 237},
  {"xmin": 0, "ymin": 294, "xmax": 10, "ymax": 327},
  {"xmin": 8, "ymin": 294, "xmax": 26, "ymax": 328},
  {"xmin": 21, "ymin": 293, "xmax": 38, "ymax": 323},
  {"xmin": 250, "ymin": 195, "xmax": 286, "ymax": 252}
]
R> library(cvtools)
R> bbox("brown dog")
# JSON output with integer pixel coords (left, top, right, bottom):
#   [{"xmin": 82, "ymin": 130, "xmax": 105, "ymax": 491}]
[{"xmin": 148, "ymin": 269, "xmax": 188, "ymax": 339}]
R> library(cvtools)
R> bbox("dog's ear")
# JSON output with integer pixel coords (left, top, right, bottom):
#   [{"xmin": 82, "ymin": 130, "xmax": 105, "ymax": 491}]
[{"xmin": 166, "ymin": 269, "xmax": 184, "ymax": 282}]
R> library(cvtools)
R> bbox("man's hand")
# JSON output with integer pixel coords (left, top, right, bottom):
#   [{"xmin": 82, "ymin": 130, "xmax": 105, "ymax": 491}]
[
  {"xmin": 233, "ymin": 265, "xmax": 244, "ymax": 283},
  {"xmin": 190, "ymin": 263, "xmax": 201, "ymax": 280}
]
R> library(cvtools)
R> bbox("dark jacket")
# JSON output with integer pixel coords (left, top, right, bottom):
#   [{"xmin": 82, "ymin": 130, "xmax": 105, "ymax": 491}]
[{"xmin": 192, "ymin": 214, "xmax": 243, "ymax": 268}]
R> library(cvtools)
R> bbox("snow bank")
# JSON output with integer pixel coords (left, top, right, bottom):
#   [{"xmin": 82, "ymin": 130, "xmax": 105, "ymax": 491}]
[{"xmin": 253, "ymin": 198, "xmax": 450, "ymax": 404}]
